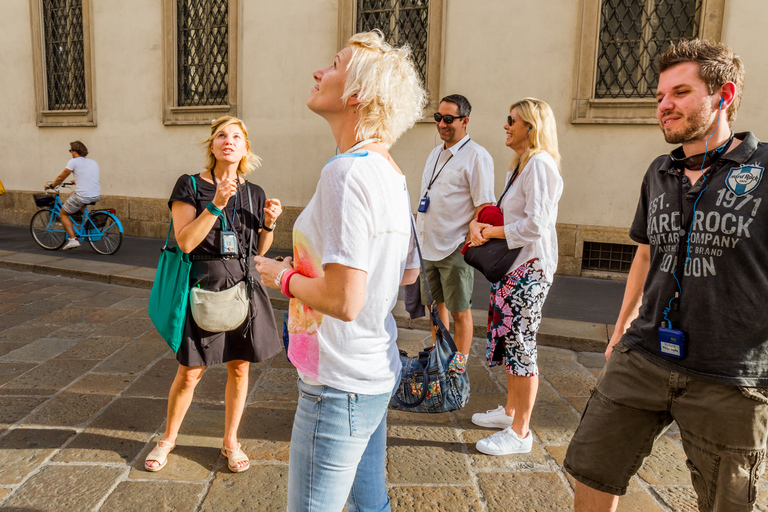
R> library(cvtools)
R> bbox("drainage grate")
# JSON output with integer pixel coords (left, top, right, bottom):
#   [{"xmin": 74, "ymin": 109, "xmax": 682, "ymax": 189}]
[{"xmin": 582, "ymin": 241, "xmax": 637, "ymax": 272}]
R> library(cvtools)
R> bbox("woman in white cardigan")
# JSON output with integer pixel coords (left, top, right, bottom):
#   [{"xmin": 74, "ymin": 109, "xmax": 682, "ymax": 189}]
[{"xmin": 467, "ymin": 97, "xmax": 563, "ymax": 456}]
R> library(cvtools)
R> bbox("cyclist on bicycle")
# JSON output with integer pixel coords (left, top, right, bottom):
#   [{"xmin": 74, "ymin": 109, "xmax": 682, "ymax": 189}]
[{"xmin": 45, "ymin": 140, "xmax": 101, "ymax": 250}]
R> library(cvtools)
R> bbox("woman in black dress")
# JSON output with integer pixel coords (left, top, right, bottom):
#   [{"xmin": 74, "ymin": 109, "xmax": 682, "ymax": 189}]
[{"xmin": 145, "ymin": 116, "xmax": 282, "ymax": 473}]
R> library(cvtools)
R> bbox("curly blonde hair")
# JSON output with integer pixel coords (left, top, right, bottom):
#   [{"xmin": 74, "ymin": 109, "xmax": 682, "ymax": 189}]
[
  {"xmin": 509, "ymin": 98, "xmax": 561, "ymax": 172},
  {"xmin": 342, "ymin": 30, "xmax": 427, "ymax": 148},
  {"xmin": 202, "ymin": 116, "xmax": 262, "ymax": 175}
]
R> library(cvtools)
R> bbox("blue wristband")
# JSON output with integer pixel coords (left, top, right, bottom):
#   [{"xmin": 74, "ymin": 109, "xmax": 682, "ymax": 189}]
[{"xmin": 206, "ymin": 202, "xmax": 223, "ymax": 216}]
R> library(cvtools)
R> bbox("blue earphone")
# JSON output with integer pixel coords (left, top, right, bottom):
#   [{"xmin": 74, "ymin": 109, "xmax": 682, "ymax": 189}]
[{"xmin": 719, "ymin": 97, "xmax": 724, "ymax": 108}]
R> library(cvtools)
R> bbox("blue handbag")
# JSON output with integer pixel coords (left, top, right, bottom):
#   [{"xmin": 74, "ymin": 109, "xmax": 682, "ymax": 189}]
[
  {"xmin": 390, "ymin": 216, "xmax": 470, "ymax": 413},
  {"xmin": 148, "ymin": 175, "xmax": 195, "ymax": 353}
]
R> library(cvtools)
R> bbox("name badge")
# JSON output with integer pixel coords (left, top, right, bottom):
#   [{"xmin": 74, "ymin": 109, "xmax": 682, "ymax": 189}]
[
  {"xmin": 220, "ymin": 231, "xmax": 238, "ymax": 256},
  {"xmin": 418, "ymin": 196, "xmax": 430, "ymax": 213},
  {"xmin": 658, "ymin": 327, "xmax": 685, "ymax": 359}
]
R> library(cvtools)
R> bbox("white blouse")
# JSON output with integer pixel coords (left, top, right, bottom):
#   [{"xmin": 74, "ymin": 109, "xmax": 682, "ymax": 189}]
[{"xmin": 499, "ymin": 151, "xmax": 563, "ymax": 282}]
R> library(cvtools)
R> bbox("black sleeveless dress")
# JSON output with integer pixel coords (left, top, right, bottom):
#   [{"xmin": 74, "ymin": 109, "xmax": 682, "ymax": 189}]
[{"xmin": 168, "ymin": 173, "xmax": 281, "ymax": 366}]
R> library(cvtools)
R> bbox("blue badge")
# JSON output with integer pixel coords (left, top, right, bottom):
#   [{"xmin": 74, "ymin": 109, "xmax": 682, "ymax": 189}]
[{"xmin": 726, "ymin": 164, "xmax": 764, "ymax": 196}]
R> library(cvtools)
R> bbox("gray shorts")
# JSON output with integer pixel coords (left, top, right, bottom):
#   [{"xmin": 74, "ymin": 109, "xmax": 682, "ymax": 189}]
[
  {"xmin": 563, "ymin": 340, "xmax": 768, "ymax": 511},
  {"xmin": 62, "ymin": 193, "xmax": 100, "ymax": 215}
]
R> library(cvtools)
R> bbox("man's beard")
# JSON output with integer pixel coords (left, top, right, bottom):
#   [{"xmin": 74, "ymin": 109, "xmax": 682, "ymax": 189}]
[{"xmin": 660, "ymin": 102, "xmax": 714, "ymax": 144}]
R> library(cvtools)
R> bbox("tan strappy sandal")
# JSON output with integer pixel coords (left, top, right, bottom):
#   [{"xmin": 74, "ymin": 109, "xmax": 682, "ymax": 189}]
[
  {"xmin": 144, "ymin": 440, "xmax": 175, "ymax": 472},
  {"xmin": 221, "ymin": 443, "xmax": 250, "ymax": 473}
]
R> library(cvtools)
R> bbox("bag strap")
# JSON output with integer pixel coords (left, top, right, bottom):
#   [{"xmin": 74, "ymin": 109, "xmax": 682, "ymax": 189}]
[{"xmin": 163, "ymin": 174, "xmax": 197, "ymax": 251}]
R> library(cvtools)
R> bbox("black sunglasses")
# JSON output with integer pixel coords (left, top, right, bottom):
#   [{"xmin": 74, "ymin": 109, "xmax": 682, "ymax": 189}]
[
  {"xmin": 507, "ymin": 115, "xmax": 514, "ymax": 126},
  {"xmin": 434, "ymin": 113, "xmax": 466, "ymax": 124}
]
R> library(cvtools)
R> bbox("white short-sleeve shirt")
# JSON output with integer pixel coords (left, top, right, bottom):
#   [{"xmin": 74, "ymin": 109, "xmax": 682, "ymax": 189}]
[
  {"xmin": 416, "ymin": 135, "xmax": 496, "ymax": 261},
  {"xmin": 287, "ymin": 150, "xmax": 418, "ymax": 395},
  {"xmin": 66, "ymin": 157, "xmax": 101, "ymax": 198}
]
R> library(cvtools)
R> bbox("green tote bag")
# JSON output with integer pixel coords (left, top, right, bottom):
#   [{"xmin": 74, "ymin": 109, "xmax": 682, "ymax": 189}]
[{"xmin": 148, "ymin": 175, "xmax": 195, "ymax": 353}]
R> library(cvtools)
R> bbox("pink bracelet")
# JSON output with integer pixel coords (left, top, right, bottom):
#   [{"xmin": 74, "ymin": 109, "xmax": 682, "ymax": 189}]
[{"xmin": 281, "ymin": 270, "xmax": 299, "ymax": 299}]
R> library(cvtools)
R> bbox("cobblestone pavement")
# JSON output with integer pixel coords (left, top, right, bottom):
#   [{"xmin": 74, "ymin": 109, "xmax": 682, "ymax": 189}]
[{"xmin": 0, "ymin": 268, "xmax": 765, "ymax": 511}]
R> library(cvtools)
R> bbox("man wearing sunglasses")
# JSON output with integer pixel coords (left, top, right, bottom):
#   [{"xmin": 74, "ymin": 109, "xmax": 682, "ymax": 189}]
[{"xmin": 415, "ymin": 94, "xmax": 495, "ymax": 363}]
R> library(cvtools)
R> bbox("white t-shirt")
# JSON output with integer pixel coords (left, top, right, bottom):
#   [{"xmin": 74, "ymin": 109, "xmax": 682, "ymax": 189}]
[
  {"xmin": 287, "ymin": 150, "xmax": 418, "ymax": 395},
  {"xmin": 500, "ymin": 152, "xmax": 563, "ymax": 282},
  {"xmin": 66, "ymin": 157, "xmax": 100, "ymax": 198},
  {"xmin": 416, "ymin": 135, "xmax": 496, "ymax": 261}
]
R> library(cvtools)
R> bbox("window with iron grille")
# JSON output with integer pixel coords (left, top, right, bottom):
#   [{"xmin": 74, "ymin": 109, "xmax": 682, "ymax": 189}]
[
  {"xmin": 42, "ymin": 0, "xmax": 86, "ymax": 110},
  {"xmin": 595, "ymin": 0, "xmax": 701, "ymax": 99},
  {"xmin": 582, "ymin": 242, "xmax": 638, "ymax": 272},
  {"xmin": 356, "ymin": 0, "xmax": 429, "ymax": 86},
  {"xmin": 339, "ymin": 0, "xmax": 444, "ymax": 113},
  {"xmin": 571, "ymin": 0, "xmax": 724, "ymax": 124},
  {"xmin": 177, "ymin": 0, "xmax": 228, "ymax": 107}
]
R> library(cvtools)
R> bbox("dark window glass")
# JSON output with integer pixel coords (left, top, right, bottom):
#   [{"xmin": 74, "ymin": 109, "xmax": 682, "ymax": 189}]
[
  {"xmin": 177, "ymin": 0, "xmax": 228, "ymax": 106},
  {"xmin": 43, "ymin": 0, "xmax": 86, "ymax": 110},
  {"xmin": 582, "ymin": 242, "xmax": 638, "ymax": 272},
  {"xmin": 595, "ymin": 0, "xmax": 701, "ymax": 98},
  {"xmin": 356, "ymin": 0, "xmax": 429, "ymax": 85}
]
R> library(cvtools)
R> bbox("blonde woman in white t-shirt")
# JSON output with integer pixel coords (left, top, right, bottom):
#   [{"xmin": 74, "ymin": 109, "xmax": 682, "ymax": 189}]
[
  {"xmin": 466, "ymin": 98, "xmax": 563, "ymax": 456},
  {"xmin": 255, "ymin": 31, "xmax": 425, "ymax": 511}
]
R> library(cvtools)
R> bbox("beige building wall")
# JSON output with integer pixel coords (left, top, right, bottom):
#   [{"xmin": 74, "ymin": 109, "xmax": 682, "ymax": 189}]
[{"xmin": 2, "ymin": 0, "xmax": 766, "ymax": 275}]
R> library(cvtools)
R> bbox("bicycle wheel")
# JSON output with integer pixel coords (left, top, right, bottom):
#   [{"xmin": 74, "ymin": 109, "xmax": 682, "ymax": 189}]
[
  {"xmin": 30, "ymin": 209, "xmax": 67, "ymax": 250},
  {"xmin": 87, "ymin": 212, "xmax": 123, "ymax": 255}
]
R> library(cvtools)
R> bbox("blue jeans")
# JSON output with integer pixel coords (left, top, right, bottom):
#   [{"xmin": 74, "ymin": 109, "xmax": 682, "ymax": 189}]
[{"xmin": 287, "ymin": 378, "xmax": 391, "ymax": 512}]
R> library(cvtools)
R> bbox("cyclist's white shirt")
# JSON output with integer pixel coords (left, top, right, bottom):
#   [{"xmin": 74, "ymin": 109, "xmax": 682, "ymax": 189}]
[{"xmin": 66, "ymin": 157, "xmax": 100, "ymax": 198}]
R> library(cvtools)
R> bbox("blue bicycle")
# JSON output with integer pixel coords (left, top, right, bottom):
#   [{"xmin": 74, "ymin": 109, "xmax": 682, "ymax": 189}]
[{"xmin": 30, "ymin": 182, "xmax": 124, "ymax": 254}]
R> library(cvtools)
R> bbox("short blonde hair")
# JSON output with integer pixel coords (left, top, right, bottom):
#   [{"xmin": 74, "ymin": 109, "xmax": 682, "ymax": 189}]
[
  {"xmin": 202, "ymin": 116, "xmax": 262, "ymax": 175},
  {"xmin": 342, "ymin": 30, "xmax": 427, "ymax": 148},
  {"xmin": 509, "ymin": 98, "xmax": 561, "ymax": 172}
]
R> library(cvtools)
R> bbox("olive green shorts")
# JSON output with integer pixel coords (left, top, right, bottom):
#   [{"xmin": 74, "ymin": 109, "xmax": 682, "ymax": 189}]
[
  {"xmin": 420, "ymin": 246, "xmax": 474, "ymax": 312},
  {"xmin": 564, "ymin": 340, "xmax": 768, "ymax": 511}
]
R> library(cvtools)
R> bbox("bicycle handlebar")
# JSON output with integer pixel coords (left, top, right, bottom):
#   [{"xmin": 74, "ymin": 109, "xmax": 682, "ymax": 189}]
[{"xmin": 44, "ymin": 182, "xmax": 75, "ymax": 193}]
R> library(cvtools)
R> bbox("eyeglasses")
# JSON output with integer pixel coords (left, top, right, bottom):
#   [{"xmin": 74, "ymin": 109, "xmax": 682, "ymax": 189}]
[
  {"xmin": 434, "ymin": 113, "xmax": 466, "ymax": 124},
  {"xmin": 507, "ymin": 116, "xmax": 515, "ymax": 126}
]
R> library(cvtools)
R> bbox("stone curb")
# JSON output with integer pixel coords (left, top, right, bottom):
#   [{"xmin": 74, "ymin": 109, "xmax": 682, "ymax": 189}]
[{"xmin": 0, "ymin": 256, "xmax": 609, "ymax": 352}]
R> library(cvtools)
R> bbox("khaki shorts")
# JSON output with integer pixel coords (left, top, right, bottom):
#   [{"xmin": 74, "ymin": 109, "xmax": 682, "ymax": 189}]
[
  {"xmin": 62, "ymin": 193, "xmax": 100, "ymax": 215},
  {"xmin": 420, "ymin": 246, "xmax": 474, "ymax": 312},
  {"xmin": 564, "ymin": 340, "xmax": 768, "ymax": 511}
]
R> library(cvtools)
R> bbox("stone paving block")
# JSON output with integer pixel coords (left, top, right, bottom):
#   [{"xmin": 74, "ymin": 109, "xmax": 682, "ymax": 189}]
[
  {"xmin": 565, "ymin": 396, "xmax": 589, "ymax": 414},
  {"xmin": 538, "ymin": 354, "xmax": 596, "ymax": 398},
  {"xmin": 396, "ymin": 328, "xmax": 433, "ymax": 356},
  {"xmin": 21, "ymin": 391, "xmax": 114, "ymax": 427},
  {"xmin": 52, "ymin": 428, "xmax": 154, "ymax": 464},
  {"xmin": 0, "ymin": 362, "xmax": 36, "ymax": 386},
  {"xmin": 95, "ymin": 338, "xmax": 169, "ymax": 374},
  {"xmin": 1, "ymin": 465, "xmax": 124, "ymax": 511},
  {"xmin": 90, "ymin": 397, "xmax": 168, "ymax": 433},
  {"xmin": 0, "ymin": 488, "xmax": 9, "ymax": 500},
  {"xmin": 0, "ymin": 428, "xmax": 76, "ymax": 484},
  {"xmin": 0, "ymin": 322, "xmax": 55, "ymax": 344},
  {"xmin": 0, "ymin": 303, "xmax": 21, "ymax": 314},
  {"xmin": 106, "ymin": 296, "xmax": 149, "ymax": 311},
  {"xmin": 388, "ymin": 408, "xmax": 454, "ymax": 426},
  {"xmin": 120, "ymin": 358, "xmax": 182, "ymax": 399},
  {"xmin": 637, "ymin": 435, "xmax": 689, "ymax": 486},
  {"xmin": 0, "ymin": 342, "xmax": 30, "ymax": 357},
  {"xmin": 96, "ymin": 316, "xmax": 155, "ymax": 338},
  {"xmin": 100, "ymin": 481, "xmax": 204, "ymax": 512},
  {"xmin": 576, "ymin": 351, "xmax": 607, "ymax": 370},
  {"xmin": 459, "ymin": 420, "xmax": 549, "ymax": 469},
  {"xmin": 270, "ymin": 350, "xmax": 295, "ymax": 368},
  {"xmin": 538, "ymin": 317, "xmax": 608, "ymax": 352},
  {"xmin": 466, "ymin": 364, "xmax": 504, "ymax": 395},
  {"xmin": 530, "ymin": 400, "xmax": 581, "ymax": 446},
  {"xmin": 476, "ymin": 471, "xmax": 572, "ymax": 512},
  {"xmin": 0, "ymin": 396, "xmax": 48, "ymax": 426},
  {"xmin": 0, "ymin": 337, "xmax": 80, "ymax": 362},
  {"xmin": 454, "ymin": 392, "xmax": 506, "ymax": 423},
  {"xmin": 536, "ymin": 379, "xmax": 564, "ymax": 403},
  {"xmin": 201, "ymin": 464, "xmax": 289, "ymax": 512},
  {"xmin": 0, "ymin": 359, "xmax": 98, "ymax": 395},
  {"xmin": 238, "ymin": 403, "xmax": 295, "ymax": 462},
  {"xmin": 67, "ymin": 373, "xmax": 134, "ymax": 395},
  {"xmin": 83, "ymin": 308, "xmax": 133, "ymax": 323},
  {"xmin": 389, "ymin": 485, "xmax": 483, "ymax": 511},
  {"xmin": 252, "ymin": 368, "xmax": 299, "ymax": 402},
  {"xmin": 35, "ymin": 306, "xmax": 100, "ymax": 325},
  {"xmin": 654, "ymin": 485, "xmax": 699, "ymax": 512},
  {"xmin": 48, "ymin": 320, "xmax": 104, "ymax": 339},
  {"xmin": 55, "ymin": 335, "xmax": 131, "ymax": 360},
  {"xmin": 387, "ymin": 425, "xmax": 471, "ymax": 485},
  {"xmin": 132, "ymin": 437, "xmax": 220, "ymax": 482}
]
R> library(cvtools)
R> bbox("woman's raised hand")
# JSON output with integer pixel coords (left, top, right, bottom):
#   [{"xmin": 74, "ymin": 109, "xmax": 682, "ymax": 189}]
[
  {"xmin": 264, "ymin": 198, "xmax": 282, "ymax": 228},
  {"xmin": 212, "ymin": 177, "xmax": 239, "ymax": 209}
]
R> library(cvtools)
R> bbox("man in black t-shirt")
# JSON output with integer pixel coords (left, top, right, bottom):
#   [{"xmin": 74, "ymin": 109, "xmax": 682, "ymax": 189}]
[{"xmin": 564, "ymin": 40, "xmax": 768, "ymax": 512}]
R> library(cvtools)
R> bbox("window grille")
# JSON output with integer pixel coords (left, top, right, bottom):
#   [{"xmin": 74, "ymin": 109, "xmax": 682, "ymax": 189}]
[
  {"xmin": 595, "ymin": 0, "xmax": 701, "ymax": 99},
  {"xmin": 177, "ymin": 0, "xmax": 228, "ymax": 107},
  {"xmin": 356, "ymin": 0, "xmax": 429, "ymax": 85},
  {"xmin": 582, "ymin": 242, "xmax": 637, "ymax": 272},
  {"xmin": 42, "ymin": 0, "xmax": 86, "ymax": 110}
]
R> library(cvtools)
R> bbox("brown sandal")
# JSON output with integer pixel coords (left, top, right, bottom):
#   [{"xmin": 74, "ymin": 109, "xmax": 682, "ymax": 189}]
[
  {"xmin": 221, "ymin": 443, "xmax": 250, "ymax": 473},
  {"xmin": 144, "ymin": 440, "xmax": 175, "ymax": 472}
]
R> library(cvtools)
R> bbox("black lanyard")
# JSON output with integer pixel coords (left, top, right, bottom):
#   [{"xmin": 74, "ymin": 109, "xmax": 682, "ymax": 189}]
[
  {"xmin": 497, "ymin": 165, "xmax": 520, "ymax": 206},
  {"xmin": 424, "ymin": 138, "xmax": 471, "ymax": 197}
]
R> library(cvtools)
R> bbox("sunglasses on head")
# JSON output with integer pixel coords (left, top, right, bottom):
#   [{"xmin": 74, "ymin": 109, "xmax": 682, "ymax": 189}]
[{"xmin": 434, "ymin": 113, "xmax": 466, "ymax": 124}]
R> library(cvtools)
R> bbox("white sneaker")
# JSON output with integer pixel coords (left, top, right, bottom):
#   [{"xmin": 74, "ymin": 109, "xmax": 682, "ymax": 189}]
[
  {"xmin": 62, "ymin": 238, "xmax": 81, "ymax": 250},
  {"xmin": 476, "ymin": 426, "xmax": 532, "ymax": 455},
  {"xmin": 471, "ymin": 405, "xmax": 514, "ymax": 428}
]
